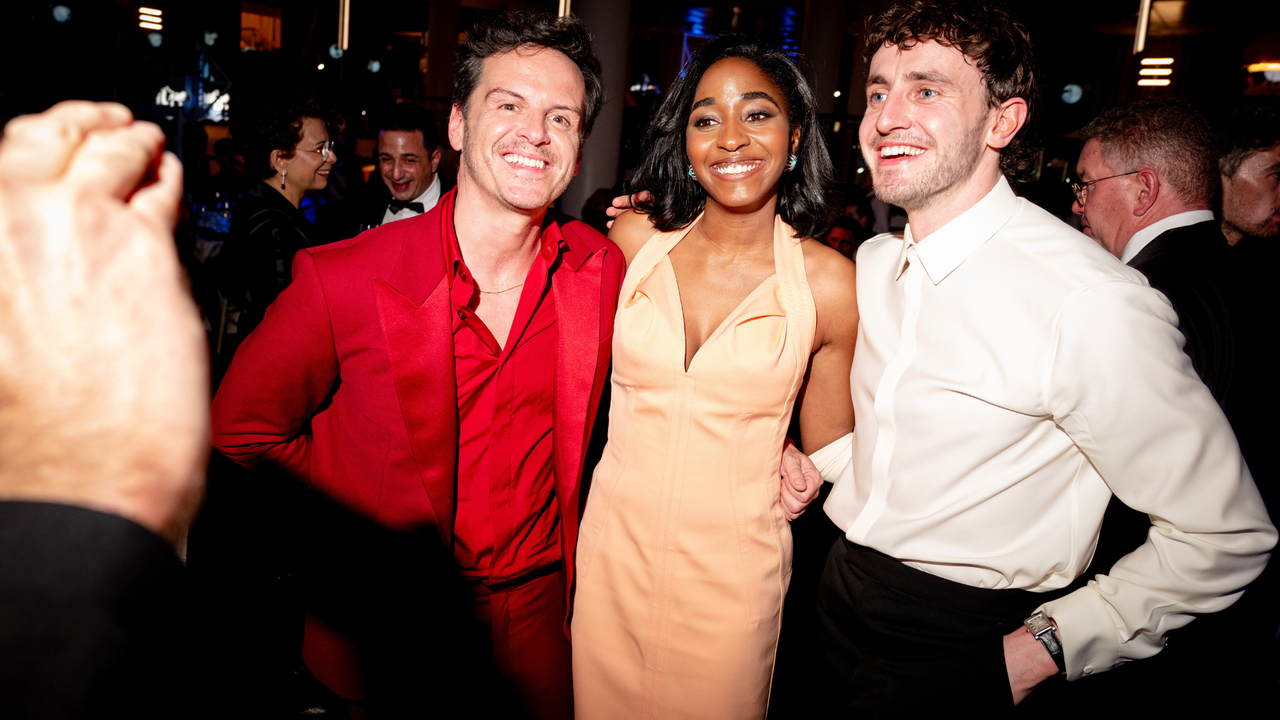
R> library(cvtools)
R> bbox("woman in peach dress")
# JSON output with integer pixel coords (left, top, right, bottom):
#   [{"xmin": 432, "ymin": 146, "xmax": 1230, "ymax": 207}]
[{"xmin": 572, "ymin": 36, "xmax": 858, "ymax": 720}]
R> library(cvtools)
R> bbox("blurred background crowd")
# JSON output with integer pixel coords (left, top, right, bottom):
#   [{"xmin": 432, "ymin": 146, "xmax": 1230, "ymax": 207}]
[{"xmin": 2, "ymin": 2, "xmax": 1277, "ymax": 382}]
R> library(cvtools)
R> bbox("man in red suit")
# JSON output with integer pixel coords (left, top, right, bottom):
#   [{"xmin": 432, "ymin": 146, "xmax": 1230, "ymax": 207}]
[{"xmin": 211, "ymin": 13, "xmax": 618, "ymax": 719}]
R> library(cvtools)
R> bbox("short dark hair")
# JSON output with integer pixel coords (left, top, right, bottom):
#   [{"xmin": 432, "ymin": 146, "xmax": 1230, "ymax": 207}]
[
  {"xmin": 234, "ymin": 89, "xmax": 340, "ymax": 180},
  {"xmin": 453, "ymin": 12, "xmax": 603, "ymax": 138},
  {"xmin": 1212, "ymin": 96, "xmax": 1280, "ymax": 178},
  {"xmin": 1080, "ymin": 99, "xmax": 1217, "ymax": 208},
  {"xmin": 379, "ymin": 103, "xmax": 443, "ymax": 151},
  {"xmin": 629, "ymin": 35, "xmax": 836, "ymax": 239},
  {"xmin": 863, "ymin": 0, "xmax": 1041, "ymax": 184}
]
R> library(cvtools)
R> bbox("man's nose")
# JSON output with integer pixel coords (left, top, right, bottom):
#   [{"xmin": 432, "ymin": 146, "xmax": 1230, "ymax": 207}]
[
  {"xmin": 517, "ymin": 112, "xmax": 551, "ymax": 145},
  {"xmin": 1071, "ymin": 197, "xmax": 1084, "ymax": 215},
  {"xmin": 874, "ymin": 91, "xmax": 910, "ymax": 134}
]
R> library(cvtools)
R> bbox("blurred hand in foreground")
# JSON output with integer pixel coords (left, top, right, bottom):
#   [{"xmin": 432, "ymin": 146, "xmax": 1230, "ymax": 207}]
[{"xmin": 0, "ymin": 101, "xmax": 207, "ymax": 544}]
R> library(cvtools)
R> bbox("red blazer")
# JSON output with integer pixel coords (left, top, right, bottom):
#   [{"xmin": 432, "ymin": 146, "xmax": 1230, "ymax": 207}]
[{"xmin": 211, "ymin": 190, "xmax": 623, "ymax": 687}]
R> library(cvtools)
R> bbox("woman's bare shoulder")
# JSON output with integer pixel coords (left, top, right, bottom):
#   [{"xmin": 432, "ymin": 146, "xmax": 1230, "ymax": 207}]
[
  {"xmin": 798, "ymin": 236, "xmax": 859, "ymax": 350},
  {"xmin": 799, "ymin": 237, "xmax": 857, "ymax": 306},
  {"xmin": 608, "ymin": 209, "xmax": 659, "ymax": 266}
]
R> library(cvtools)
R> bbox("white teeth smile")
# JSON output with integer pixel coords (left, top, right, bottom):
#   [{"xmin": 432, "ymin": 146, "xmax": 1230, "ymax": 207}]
[
  {"xmin": 504, "ymin": 154, "xmax": 546, "ymax": 169},
  {"xmin": 880, "ymin": 145, "xmax": 925, "ymax": 158},
  {"xmin": 715, "ymin": 161, "xmax": 761, "ymax": 175}
]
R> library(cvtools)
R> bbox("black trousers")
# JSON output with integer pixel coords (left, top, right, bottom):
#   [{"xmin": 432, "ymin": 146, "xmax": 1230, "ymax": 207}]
[{"xmin": 816, "ymin": 538, "xmax": 1069, "ymax": 716}]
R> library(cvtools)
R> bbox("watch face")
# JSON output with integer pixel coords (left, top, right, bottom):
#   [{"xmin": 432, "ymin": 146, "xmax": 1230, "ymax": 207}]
[{"xmin": 1025, "ymin": 612, "xmax": 1053, "ymax": 635}]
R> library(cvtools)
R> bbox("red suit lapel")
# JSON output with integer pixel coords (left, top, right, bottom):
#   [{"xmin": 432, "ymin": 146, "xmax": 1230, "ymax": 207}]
[{"xmin": 374, "ymin": 192, "xmax": 459, "ymax": 545}]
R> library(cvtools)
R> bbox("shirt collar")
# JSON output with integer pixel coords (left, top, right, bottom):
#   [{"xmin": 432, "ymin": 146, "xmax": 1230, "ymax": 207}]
[
  {"xmin": 896, "ymin": 176, "xmax": 1021, "ymax": 284},
  {"xmin": 390, "ymin": 174, "xmax": 442, "ymax": 216},
  {"xmin": 1119, "ymin": 209, "xmax": 1215, "ymax": 264},
  {"xmin": 443, "ymin": 213, "xmax": 567, "ymax": 278}
]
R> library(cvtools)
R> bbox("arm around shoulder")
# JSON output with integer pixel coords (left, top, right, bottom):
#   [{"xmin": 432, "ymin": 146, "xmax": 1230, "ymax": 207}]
[
  {"xmin": 211, "ymin": 249, "xmax": 341, "ymax": 478},
  {"xmin": 607, "ymin": 209, "xmax": 657, "ymax": 267}
]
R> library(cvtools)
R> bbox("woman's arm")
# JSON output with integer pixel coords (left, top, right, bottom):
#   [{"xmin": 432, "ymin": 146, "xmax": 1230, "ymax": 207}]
[
  {"xmin": 777, "ymin": 241, "xmax": 857, "ymax": 520},
  {"xmin": 800, "ymin": 241, "xmax": 858, "ymax": 452}
]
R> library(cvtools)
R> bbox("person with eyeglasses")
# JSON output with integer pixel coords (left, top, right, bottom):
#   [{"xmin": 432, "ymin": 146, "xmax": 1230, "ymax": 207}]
[
  {"xmin": 211, "ymin": 89, "xmax": 340, "ymax": 351},
  {"xmin": 1065, "ymin": 98, "xmax": 1278, "ymax": 714}
]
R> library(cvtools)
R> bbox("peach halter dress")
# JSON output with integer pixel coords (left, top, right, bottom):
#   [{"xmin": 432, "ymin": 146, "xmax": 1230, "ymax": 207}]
[{"xmin": 572, "ymin": 214, "xmax": 815, "ymax": 720}]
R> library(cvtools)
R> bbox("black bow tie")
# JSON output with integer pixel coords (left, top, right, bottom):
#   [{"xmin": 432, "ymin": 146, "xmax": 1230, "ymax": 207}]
[{"xmin": 388, "ymin": 199, "xmax": 425, "ymax": 214}]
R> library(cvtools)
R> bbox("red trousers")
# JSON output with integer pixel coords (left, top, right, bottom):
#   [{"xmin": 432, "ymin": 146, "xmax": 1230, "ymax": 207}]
[
  {"xmin": 304, "ymin": 566, "xmax": 572, "ymax": 720},
  {"xmin": 470, "ymin": 567, "xmax": 574, "ymax": 720}
]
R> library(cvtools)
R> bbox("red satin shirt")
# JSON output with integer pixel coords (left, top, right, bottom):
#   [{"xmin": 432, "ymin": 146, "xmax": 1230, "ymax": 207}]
[{"xmin": 447, "ymin": 222, "xmax": 566, "ymax": 584}]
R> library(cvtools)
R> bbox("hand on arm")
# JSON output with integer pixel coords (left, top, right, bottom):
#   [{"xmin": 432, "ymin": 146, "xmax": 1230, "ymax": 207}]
[{"xmin": 0, "ymin": 102, "xmax": 206, "ymax": 544}]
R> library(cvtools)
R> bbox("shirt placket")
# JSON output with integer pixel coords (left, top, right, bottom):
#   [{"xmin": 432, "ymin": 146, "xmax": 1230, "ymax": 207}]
[{"xmin": 850, "ymin": 243, "xmax": 924, "ymax": 541}]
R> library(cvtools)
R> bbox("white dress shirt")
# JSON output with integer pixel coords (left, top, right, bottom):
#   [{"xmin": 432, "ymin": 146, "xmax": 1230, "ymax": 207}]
[
  {"xmin": 815, "ymin": 177, "xmax": 1274, "ymax": 680},
  {"xmin": 381, "ymin": 174, "xmax": 442, "ymax": 226},
  {"xmin": 1119, "ymin": 209, "xmax": 1216, "ymax": 264}
]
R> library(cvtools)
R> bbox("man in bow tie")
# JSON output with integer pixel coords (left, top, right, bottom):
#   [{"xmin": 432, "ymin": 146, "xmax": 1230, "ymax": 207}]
[{"xmin": 357, "ymin": 103, "xmax": 454, "ymax": 230}]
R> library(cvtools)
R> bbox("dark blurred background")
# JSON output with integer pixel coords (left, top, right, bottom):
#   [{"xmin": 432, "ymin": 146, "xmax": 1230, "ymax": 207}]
[{"xmin": 2, "ymin": 0, "xmax": 1277, "ymax": 224}]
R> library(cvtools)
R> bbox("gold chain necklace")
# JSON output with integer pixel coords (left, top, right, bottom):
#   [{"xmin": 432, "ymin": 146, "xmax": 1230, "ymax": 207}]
[{"xmin": 479, "ymin": 282, "xmax": 525, "ymax": 295}]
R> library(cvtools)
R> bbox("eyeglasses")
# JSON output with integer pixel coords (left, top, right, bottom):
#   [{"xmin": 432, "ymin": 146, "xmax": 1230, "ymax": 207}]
[
  {"xmin": 297, "ymin": 141, "xmax": 336, "ymax": 161},
  {"xmin": 1070, "ymin": 170, "xmax": 1138, "ymax": 205}
]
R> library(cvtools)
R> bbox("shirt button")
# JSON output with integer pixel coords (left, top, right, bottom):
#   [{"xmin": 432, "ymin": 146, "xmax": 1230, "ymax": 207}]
[
  {"xmin": 1082, "ymin": 665, "xmax": 1093, "ymax": 675},
  {"xmin": 460, "ymin": 271, "xmax": 468, "ymax": 282},
  {"xmin": 457, "ymin": 309, "xmax": 466, "ymax": 320}
]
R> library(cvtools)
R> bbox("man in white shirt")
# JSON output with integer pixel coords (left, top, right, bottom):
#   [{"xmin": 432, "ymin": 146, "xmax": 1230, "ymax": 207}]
[
  {"xmin": 357, "ymin": 103, "xmax": 452, "ymax": 229},
  {"xmin": 805, "ymin": 1, "xmax": 1275, "ymax": 712}
]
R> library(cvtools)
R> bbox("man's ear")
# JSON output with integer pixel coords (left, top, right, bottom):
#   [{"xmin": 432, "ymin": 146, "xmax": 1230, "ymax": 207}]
[
  {"xmin": 987, "ymin": 97, "xmax": 1028, "ymax": 151},
  {"xmin": 447, "ymin": 104, "xmax": 466, "ymax": 153},
  {"xmin": 574, "ymin": 149, "xmax": 582, "ymax": 178},
  {"xmin": 1133, "ymin": 168, "xmax": 1161, "ymax": 217},
  {"xmin": 429, "ymin": 148, "xmax": 443, "ymax": 174}
]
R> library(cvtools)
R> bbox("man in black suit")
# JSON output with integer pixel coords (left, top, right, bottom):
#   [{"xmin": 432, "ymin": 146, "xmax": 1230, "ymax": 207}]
[
  {"xmin": 1062, "ymin": 98, "xmax": 1277, "ymax": 712},
  {"xmin": 356, "ymin": 103, "xmax": 454, "ymax": 231}
]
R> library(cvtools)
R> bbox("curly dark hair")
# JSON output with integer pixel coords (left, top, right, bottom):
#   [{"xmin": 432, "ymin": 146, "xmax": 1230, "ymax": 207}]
[
  {"xmin": 234, "ymin": 89, "xmax": 340, "ymax": 180},
  {"xmin": 453, "ymin": 12, "xmax": 604, "ymax": 138},
  {"xmin": 1211, "ymin": 96, "xmax": 1280, "ymax": 178},
  {"xmin": 629, "ymin": 35, "xmax": 836, "ymax": 239},
  {"xmin": 1080, "ymin": 99, "xmax": 1217, "ymax": 208},
  {"xmin": 863, "ymin": 0, "xmax": 1041, "ymax": 185}
]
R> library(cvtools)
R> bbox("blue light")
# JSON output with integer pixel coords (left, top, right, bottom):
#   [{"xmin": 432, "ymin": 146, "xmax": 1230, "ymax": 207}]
[
  {"xmin": 685, "ymin": 7, "xmax": 710, "ymax": 38},
  {"xmin": 53, "ymin": 5, "xmax": 71, "ymax": 23},
  {"xmin": 779, "ymin": 7, "xmax": 801, "ymax": 60}
]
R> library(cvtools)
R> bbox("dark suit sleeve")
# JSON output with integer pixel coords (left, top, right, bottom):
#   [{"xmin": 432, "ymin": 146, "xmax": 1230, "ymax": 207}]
[
  {"xmin": 0, "ymin": 502, "xmax": 188, "ymax": 720},
  {"xmin": 211, "ymin": 249, "xmax": 340, "ymax": 479}
]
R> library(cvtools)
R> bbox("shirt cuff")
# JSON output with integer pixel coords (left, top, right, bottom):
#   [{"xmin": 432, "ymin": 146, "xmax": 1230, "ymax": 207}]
[
  {"xmin": 808, "ymin": 432, "xmax": 853, "ymax": 484},
  {"xmin": 1037, "ymin": 587, "xmax": 1122, "ymax": 681}
]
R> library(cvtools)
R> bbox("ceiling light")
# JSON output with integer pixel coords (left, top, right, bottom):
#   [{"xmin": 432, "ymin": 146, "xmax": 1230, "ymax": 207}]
[
  {"xmin": 1140, "ymin": 58, "xmax": 1174, "ymax": 65},
  {"xmin": 1139, "ymin": 68, "xmax": 1173, "ymax": 76},
  {"xmin": 1138, "ymin": 79, "xmax": 1171, "ymax": 86}
]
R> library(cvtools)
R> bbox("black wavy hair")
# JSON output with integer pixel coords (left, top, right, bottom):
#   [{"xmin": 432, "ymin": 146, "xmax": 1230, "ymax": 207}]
[
  {"xmin": 234, "ymin": 88, "xmax": 340, "ymax": 180},
  {"xmin": 379, "ymin": 103, "xmax": 443, "ymax": 151},
  {"xmin": 453, "ymin": 11, "xmax": 604, "ymax": 138},
  {"xmin": 864, "ymin": 0, "xmax": 1042, "ymax": 185},
  {"xmin": 629, "ymin": 35, "xmax": 836, "ymax": 239}
]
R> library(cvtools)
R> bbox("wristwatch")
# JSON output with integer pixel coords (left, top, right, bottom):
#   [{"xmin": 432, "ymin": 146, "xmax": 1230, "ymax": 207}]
[{"xmin": 1023, "ymin": 611, "xmax": 1066, "ymax": 674}]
